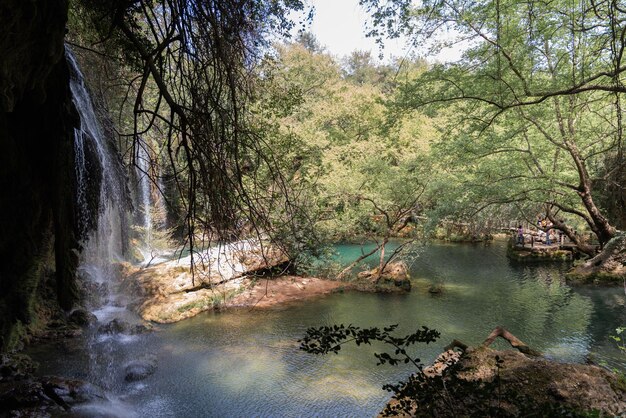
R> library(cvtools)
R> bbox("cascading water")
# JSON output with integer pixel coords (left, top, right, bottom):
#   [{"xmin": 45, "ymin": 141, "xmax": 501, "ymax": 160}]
[
  {"xmin": 134, "ymin": 138, "xmax": 167, "ymax": 264},
  {"xmin": 136, "ymin": 140, "xmax": 153, "ymax": 247},
  {"xmin": 67, "ymin": 48, "xmax": 128, "ymax": 317},
  {"xmin": 67, "ymin": 50, "xmax": 146, "ymax": 413}
]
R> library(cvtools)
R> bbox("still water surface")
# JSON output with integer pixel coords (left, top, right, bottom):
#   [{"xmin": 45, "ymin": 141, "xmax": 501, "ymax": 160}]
[{"xmin": 30, "ymin": 240, "xmax": 626, "ymax": 417}]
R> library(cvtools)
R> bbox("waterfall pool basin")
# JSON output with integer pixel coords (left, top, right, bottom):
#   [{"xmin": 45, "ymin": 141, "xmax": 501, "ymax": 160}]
[{"xmin": 28, "ymin": 240, "xmax": 626, "ymax": 417}]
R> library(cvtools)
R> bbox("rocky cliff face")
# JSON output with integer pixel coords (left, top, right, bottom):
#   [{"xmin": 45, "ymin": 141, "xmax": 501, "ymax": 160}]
[{"xmin": 0, "ymin": 0, "xmax": 80, "ymax": 350}]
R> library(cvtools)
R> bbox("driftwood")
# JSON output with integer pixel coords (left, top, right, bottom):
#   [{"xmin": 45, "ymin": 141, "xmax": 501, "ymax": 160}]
[
  {"xmin": 481, "ymin": 326, "xmax": 541, "ymax": 356},
  {"xmin": 443, "ymin": 327, "xmax": 540, "ymax": 357}
]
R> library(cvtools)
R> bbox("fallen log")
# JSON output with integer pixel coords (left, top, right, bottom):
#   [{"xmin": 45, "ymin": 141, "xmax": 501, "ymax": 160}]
[{"xmin": 482, "ymin": 326, "xmax": 541, "ymax": 356}]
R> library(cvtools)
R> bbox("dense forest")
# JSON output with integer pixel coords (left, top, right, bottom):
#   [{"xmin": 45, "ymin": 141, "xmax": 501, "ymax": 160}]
[{"xmin": 1, "ymin": 0, "xmax": 626, "ymax": 416}]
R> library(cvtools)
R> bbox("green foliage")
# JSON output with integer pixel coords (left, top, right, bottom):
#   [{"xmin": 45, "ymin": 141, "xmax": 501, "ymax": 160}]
[
  {"xmin": 300, "ymin": 323, "xmax": 439, "ymax": 360},
  {"xmin": 266, "ymin": 42, "xmax": 435, "ymax": 246},
  {"xmin": 360, "ymin": 0, "xmax": 625, "ymax": 248},
  {"xmin": 610, "ymin": 327, "xmax": 626, "ymax": 353},
  {"xmin": 66, "ymin": 0, "xmax": 323, "ymax": 267}
]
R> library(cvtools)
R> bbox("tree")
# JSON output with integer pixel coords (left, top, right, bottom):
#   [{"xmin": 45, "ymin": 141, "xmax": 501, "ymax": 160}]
[
  {"xmin": 74, "ymin": 0, "xmax": 314, "ymax": 265},
  {"xmin": 361, "ymin": 0, "xmax": 626, "ymax": 252},
  {"xmin": 266, "ymin": 42, "xmax": 435, "ymax": 274}
]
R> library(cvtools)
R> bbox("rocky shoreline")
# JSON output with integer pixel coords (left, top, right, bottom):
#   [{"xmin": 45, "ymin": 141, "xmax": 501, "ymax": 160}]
[
  {"xmin": 380, "ymin": 327, "xmax": 626, "ymax": 417},
  {"xmin": 118, "ymin": 240, "xmax": 292, "ymax": 322}
]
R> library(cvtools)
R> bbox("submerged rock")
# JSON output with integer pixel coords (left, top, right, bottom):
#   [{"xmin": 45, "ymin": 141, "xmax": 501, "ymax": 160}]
[
  {"xmin": 98, "ymin": 319, "xmax": 130, "ymax": 335},
  {"xmin": 427, "ymin": 284, "xmax": 443, "ymax": 295},
  {"xmin": 225, "ymin": 275, "xmax": 347, "ymax": 309},
  {"xmin": 68, "ymin": 309, "xmax": 98, "ymax": 327},
  {"xmin": 124, "ymin": 354, "xmax": 157, "ymax": 382},
  {"xmin": 97, "ymin": 319, "xmax": 154, "ymax": 336}
]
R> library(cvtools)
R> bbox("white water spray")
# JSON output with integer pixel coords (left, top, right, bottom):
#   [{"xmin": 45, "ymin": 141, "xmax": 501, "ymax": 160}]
[
  {"xmin": 134, "ymin": 137, "xmax": 168, "ymax": 264},
  {"xmin": 67, "ymin": 49, "xmax": 127, "ymax": 313}
]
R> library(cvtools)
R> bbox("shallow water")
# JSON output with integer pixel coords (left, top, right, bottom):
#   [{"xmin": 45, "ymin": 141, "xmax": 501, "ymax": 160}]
[{"xmin": 29, "ymin": 240, "xmax": 626, "ymax": 417}]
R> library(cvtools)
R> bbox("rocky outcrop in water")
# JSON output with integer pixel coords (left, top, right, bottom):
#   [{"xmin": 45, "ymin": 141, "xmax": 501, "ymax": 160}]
[
  {"xmin": 405, "ymin": 347, "xmax": 626, "ymax": 416},
  {"xmin": 382, "ymin": 328, "xmax": 626, "ymax": 417},
  {"xmin": 507, "ymin": 242, "xmax": 573, "ymax": 262},
  {"xmin": 120, "ymin": 241, "xmax": 290, "ymax": 322},
  {"xmin": 567, "ymin": 232, "xmax": 626, "ymax": 283},
  {"xmin": 356, "ymin": 261, "xmax": 412, "ymax": 292}
]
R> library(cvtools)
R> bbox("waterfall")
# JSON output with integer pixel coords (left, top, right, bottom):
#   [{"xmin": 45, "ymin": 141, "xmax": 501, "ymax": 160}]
[
  {"xmin": 136, "ymin": 140, "xmax": 153, "ymax": 247},
  {"xmin": 67, "ymin": 49, "xmax": 128, "ymax": 314},
  {"xmin": 134, "ymin": 138, "xmax": 168, "ymax": 264},
  {"xmin": 66, "ymin": 49, "xmax": 141, "ymax": 405},
  {"xmin": 134, "ymin": 137, "xmax": 171, "ymax": 265}
]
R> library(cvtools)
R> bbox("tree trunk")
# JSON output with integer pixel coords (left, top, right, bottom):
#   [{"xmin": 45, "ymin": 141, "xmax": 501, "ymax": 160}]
[
  {"xmin": 377, "ymin": 237, "xmax": 388, "ymax": 276},
  {"xmin": 547, "ymin": 214, "xmax": 596, "ymax": 256},
  {"xmin": 337, "ymin": 243, "xmax": 382, "ymax": 280},
  {"xmin": 564, "ymin": 139, "xmax": 616, "ymax": 245}
]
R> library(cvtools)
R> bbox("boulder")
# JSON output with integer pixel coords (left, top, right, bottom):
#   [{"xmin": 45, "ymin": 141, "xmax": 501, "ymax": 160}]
[
  {"xmin": 357, "ymin": 261, "xmax": 411, "ymax": 292},
  {"xmin": 124, "ymin": 355, "xmax": 157, "ymax": 382},
  {"xmin": 68, "ymin": 309, "xmax": 98, "ymax": 327}
]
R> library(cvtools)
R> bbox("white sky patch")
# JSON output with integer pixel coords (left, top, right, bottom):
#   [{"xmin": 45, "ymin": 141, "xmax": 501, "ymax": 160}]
[{"xmin": 291, "ymin": 0, "xmax": 465, "ymax": 64}]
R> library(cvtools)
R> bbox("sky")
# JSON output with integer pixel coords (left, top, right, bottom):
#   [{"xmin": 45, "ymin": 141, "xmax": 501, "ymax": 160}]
[{"xmin": 294, "ymin": 0, "xmax": 464, "ymax": 63}]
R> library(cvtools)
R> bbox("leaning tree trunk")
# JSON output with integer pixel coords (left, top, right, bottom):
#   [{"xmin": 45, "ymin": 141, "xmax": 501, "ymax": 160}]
[
  {"xmin": 567, "ymin": 232, "xmax": 626, "ymax": 282},
  {"xmin": 337, "ymin": 243, "xmax": 382, "ymax": 280},
  {"xmin": 547, "ymin": 214, "xmax": 596, "ymax": 256},
  {"xmin": 566, "ymin": 138, "xmax": 617, "ymax": 245}
]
